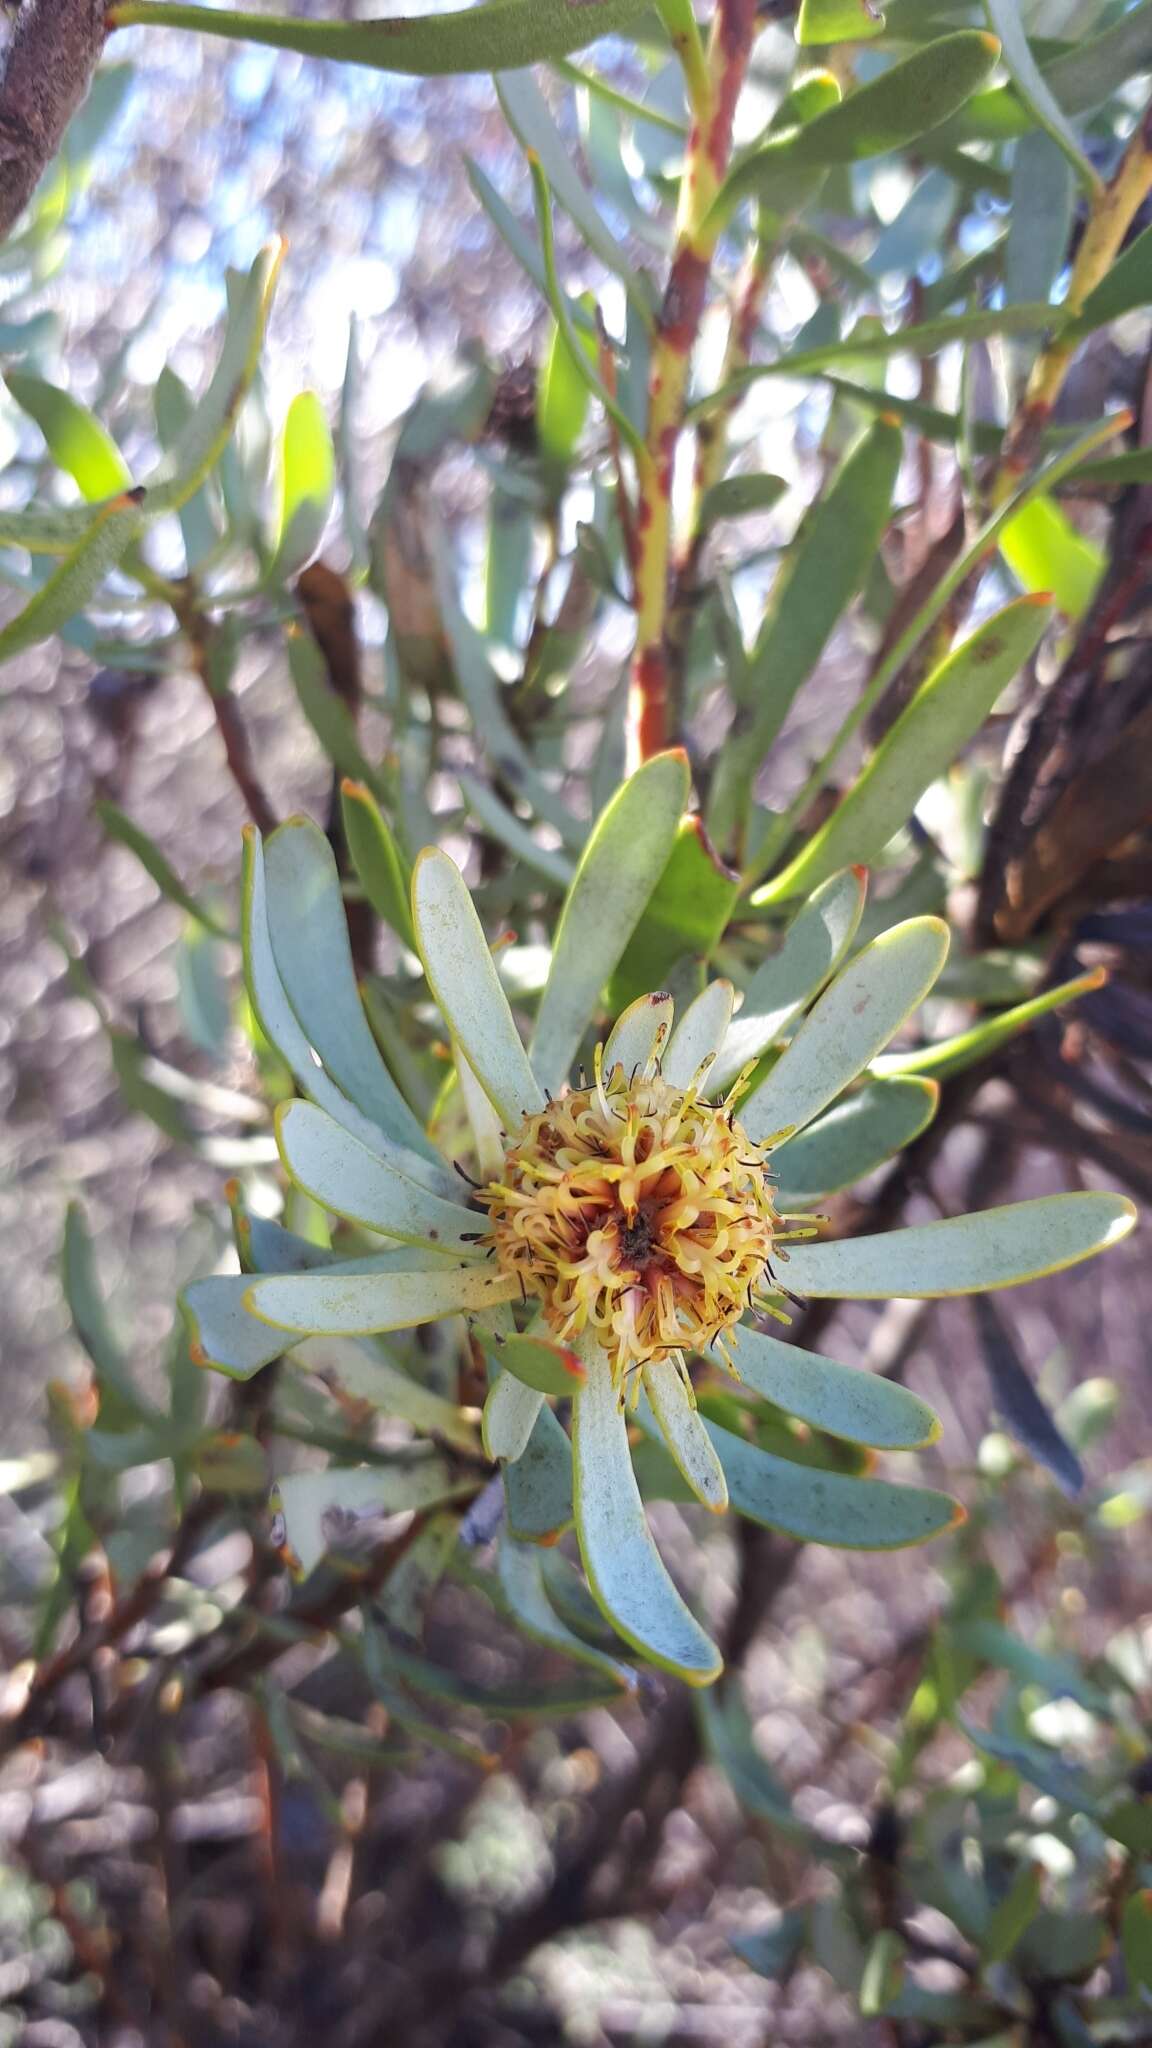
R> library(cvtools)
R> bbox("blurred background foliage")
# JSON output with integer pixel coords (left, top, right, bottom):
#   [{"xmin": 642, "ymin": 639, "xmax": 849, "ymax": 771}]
[{"xmin": 1, "ymin": 0, "xmax": 1152, "ymax": 2041}]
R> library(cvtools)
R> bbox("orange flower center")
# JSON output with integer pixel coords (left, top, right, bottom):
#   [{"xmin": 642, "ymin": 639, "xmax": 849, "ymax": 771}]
[{"xmin": 479, "ymin": 1063, "xmax": 780, "ymax": 1384}]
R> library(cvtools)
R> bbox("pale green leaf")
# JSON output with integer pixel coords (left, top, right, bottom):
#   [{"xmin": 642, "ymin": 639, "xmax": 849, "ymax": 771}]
[
  {"xmin": 94, "ymin": 799, "xmax": 230, "ymax": 938},
  {"xmin": 642, "ymin": 1369, "xmax": 728, "ymax": 1511},
  {"xmin": 293, "ymin": 1334, "xmax": 480, "ymax": 1452},
  {"xmin": 504, "ymin": 1399, "xmax": 574, "ymax": 1541},
  {"xmin": 275, "ymin": 1101, "xmax": 481, "ymax": 1253},
  {"xmin": 728, "ymin": 1323, "xmax": 941, "ymax": 1450},
  {"xmin": 664, "ymin": 978, "xmax": 734, "ymax": 1089},
  {"xmin": 0, "ymin": 497, "xmax": 143, "ymax": 667},
  {"xmin": 339, "ymin": 780, "xmax": 416, "ymax": 949},
  {"xmin": 603, "ymin": 991, "xmax": 674, "ymax": 1082},
  {"xmin": 574, "ymin": 1345, "xmax": 722, "ymax": 1683},
  {"xmin": 489, "ymin": 1331, "xmax": 587, "ymax": 1397},
  {"xmin": 713, "ymin": 869, "xmax": 866, "ymax": 1094},
  {"xmin": 411, "ymin": 846, "xmax": 544, "ymax": 1130},
  {"xmin": 872, "ymin": 967, "xmax": 1105, "ymax": 1083},
  {"xmin": 264, "ymin": 816, "xmax": 438, "ymax": 1159},
  {"xmin": 498, "ymin": 1535, "xmax": 635, "ymax": 1686},
  {"xmin": 741, "ymin": 917, "xmax": 949, "ymax": 1144},
  {"xmin": 276, "ymin": 1458, "xmax": 473, "ymax": 1576},
  {"xmin": 786, "ymin": 1192, "xmax": 1137, "ymax": 1298},
  {"xmin": 714, "ymin": 32, "xmax": 1000, "ymax": 223},
  {"xmin": 999, "ymin": 499, "xmax": 1103, "ymax": 619},
  {"xmin": 242, "ymin": 829, "xmax": 449, "ymax": 1184},
  {"xmin": 710, "ymin": 1422, "xmax": 960, "ymax": 1547},
  {"xmin": 985, "ymin": 0, "xmax": 1098, "ymax": 193},
  {"xmin": 248, "ymin": 1262, "xmax": 520, "ymax": 1336},
  {"xmin": 772, "ymin": 1076, "xmax": 939, "ymax": 1204},
  {"xmin": 483, "ymin": 1370, "xmax": 545, "ymax": 1462},
  {"xmin": 530, "ymin": 751, "xmax": 690, "ymax": 1092}
]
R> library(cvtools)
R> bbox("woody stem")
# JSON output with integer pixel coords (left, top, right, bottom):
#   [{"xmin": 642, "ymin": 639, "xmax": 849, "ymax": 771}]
[{"xmin": 626, "ymin": 0, "xmax": 758, "ymax": 771}]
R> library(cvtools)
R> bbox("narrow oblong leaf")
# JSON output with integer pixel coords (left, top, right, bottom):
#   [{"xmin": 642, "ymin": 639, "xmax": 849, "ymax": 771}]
[
  {"xmin": 272, "ymin": 391, "xmax": 335, "ymax": 578},
  {"xmin": 607, "ymin": 815, "xmax": 740, "ymax": 1013},
  {"xmin": 242, "ymin": 829, "xmax": 448, "ymax": 1183},
  {"xmin": 986, "ymin": 0, "xmax": 1098, "ymax": 194},
  {"xmin": 411, "ymin": 847, "xmax": 544, "ymax": 1130},
  {"xmin": 287, "ymin": 635, "xmax": 381, "ymax": 794},
  {"xmin": 497, "ymin": 69, "xmax": 632, "ymax": 289},
  {"xmin": 785, "ymin": 1192, "xmax": 1137, "ymax": 1299},
  {"xmin": 603, "ymin": 992, "xmax": 674, "ymax": 1082},
  {"xmin": 294, "ymin": 1335, "xmax": 479, "ymax": 1452},
  {"xmin": 531, "ymin": 750, "xmax": 690, "ymax": 1091},
  {"xmin": 109, "ymin": 0, "xmax": 650, "ymax": 77},
  {"xmin": 94, "ymin": 799, "xmax": 230, "ymax": 937},
  {"xmin": 6, "ymin": 372, "xmax": 132, "ymax": 500},
  {"xmin": 1006, "ymin": 132, "xmax": 1077, "ymax": 313},
  {"xmin": 728, "ymin": 1323, "xmax": 940, "ymax": 1451},
  {"xmin": 574, "ymin": 1346, "xmax": 722, "ymax": 1684},
  {"xmin": 340, "ymin": 781, "xmax": 416, "ymax": 950},
  {"xmin": 147, "ymin": 242, "xmax": 284, "ymax": 518},
  {"xmin": 704, "ymin": 302, "xmax": 1059, "ymax": 415},
  {"xmin": 0, "ymin": 496, "xmax": 143, "ymax": 667},
  {"xmin": 490, "ymin": 1333, "xmax": 586, "ymax": 1397},
  {"xmin": 1068, "ymin": 220, "xmax": 1152, "ymax": 338},
  {"xmin": 276, "ymin": 1458, "xmax": 473, "ymax": 1577},
  {"xmin": 247, "ymin": 1262, "xmax": 520, "ymax": 1336},
  {"xmin": 699, "ymin": 472, "xmax": 788, "ymax": 530},
  {"xmin": 0, "ymin": 248, "xmax": 280, "ymax": 559},
  {"xmin": 771, "ymin": 1076, "xmax": 939, "ymax": 1203},
  {"xmin": 503, "ymin": 1399, "xmax": 574, "ymax": 1542},
  {"xmin": 714, "ymin": 32, "xmax": 1001, "ymax": 221},
  {"xmin": 664, "ymin": 978, "xmax": 734, "ymax": 1089},
  {"xmin": 275, "ymin": 1101, "xmax": 481, "ymax": 1253},
  {"xmin": 999, "ymin": 499, "xmax": 1102, "ymax": 619},
  {"xmin": 642, "ymin": 1370, "xmax": 728, "ymax": 1511},
  {"xmin": 756, "ymin": 421, "xmax": 900, "ymax": 740},
  {"xmin": 483, "ymin": 1370, "xmax": 545, "ymax": 1462},
  {"xmin": 759, "ymin": 597, "xmax": 1053, "ymax": 904},
  {"xmin": 796, "ymin": 0, "xmax": 884, "ymax": 41},
  {"xmin": 873, "ymin": 967, "xmax": 1106, "ymax": 1083},
  {"xmin": 264, "ymin": 816, "xmax": 437, "ymax": 1160},
  {"xmin": 498, "ymin": 1535, "xmax": 634, "ymax": 1686},
  {"xmin": 457, "ymin": 770, "xmax": 575, "ymax": 889},
  {"xmin": 971, "ymin": 1293, "xmax": 1084, "ymax": 1496},
  {"xmin": 713, "ymin": 868, "xmax": 867, "ymax": 1093},
  {"xmin": 710, "ymin": 1422, "xmax": 960, "ymax": 1547},
  {"xmin": 741, "ymin": 917, "xmax": 950, "ymax": 1144}
]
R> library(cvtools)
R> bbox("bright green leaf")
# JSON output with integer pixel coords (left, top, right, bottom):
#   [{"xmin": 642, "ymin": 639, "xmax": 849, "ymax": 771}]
[
  {"xmin": 1000, "ymin": 496, "xmax": 1105, "ymax": 618},
  {"xmin": 273, "ymin": 391, "xmax": 335, "ymax": 578},
  {"xmin": 6, "ymin": 372, "xmax": 131, "ymax": 500}
]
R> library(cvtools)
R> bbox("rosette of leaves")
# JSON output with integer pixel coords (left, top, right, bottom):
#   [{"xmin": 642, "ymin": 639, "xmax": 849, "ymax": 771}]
[{"xmin": 184, "ymin": 753, "xmax": 1134, "ymax": 1685}]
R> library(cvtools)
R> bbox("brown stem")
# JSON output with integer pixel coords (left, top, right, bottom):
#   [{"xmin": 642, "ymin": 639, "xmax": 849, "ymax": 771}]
[
  {"xmin": 0, "ymin": 0, "xmax": 106, "ymax": 241},
  {"xmin": 175, "ymin": 586, "xmax": 279, "ymax": 835}
]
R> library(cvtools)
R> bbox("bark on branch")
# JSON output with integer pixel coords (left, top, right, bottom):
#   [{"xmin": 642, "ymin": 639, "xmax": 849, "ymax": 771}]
[{"xmin": 0, "ymin": 0, "xmax": 107, "ymax": 242}]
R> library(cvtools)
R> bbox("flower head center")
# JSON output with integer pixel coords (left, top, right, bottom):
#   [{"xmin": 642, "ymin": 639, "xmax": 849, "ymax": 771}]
[{"xmin": 478, "ymin": 1060, "xmax": 781, "ymax": 1384}]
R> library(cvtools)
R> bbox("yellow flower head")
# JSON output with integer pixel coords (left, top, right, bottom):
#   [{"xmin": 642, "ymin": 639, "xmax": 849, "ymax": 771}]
[{"xmin": 480, "ymin": 1049, "xmax": 781, "ymax": 1387}]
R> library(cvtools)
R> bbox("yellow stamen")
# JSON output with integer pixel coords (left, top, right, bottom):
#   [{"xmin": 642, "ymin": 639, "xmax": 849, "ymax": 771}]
[{"xmin": 479, "ymin": 1057, "xmax": 782, "ymax": 1386}]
